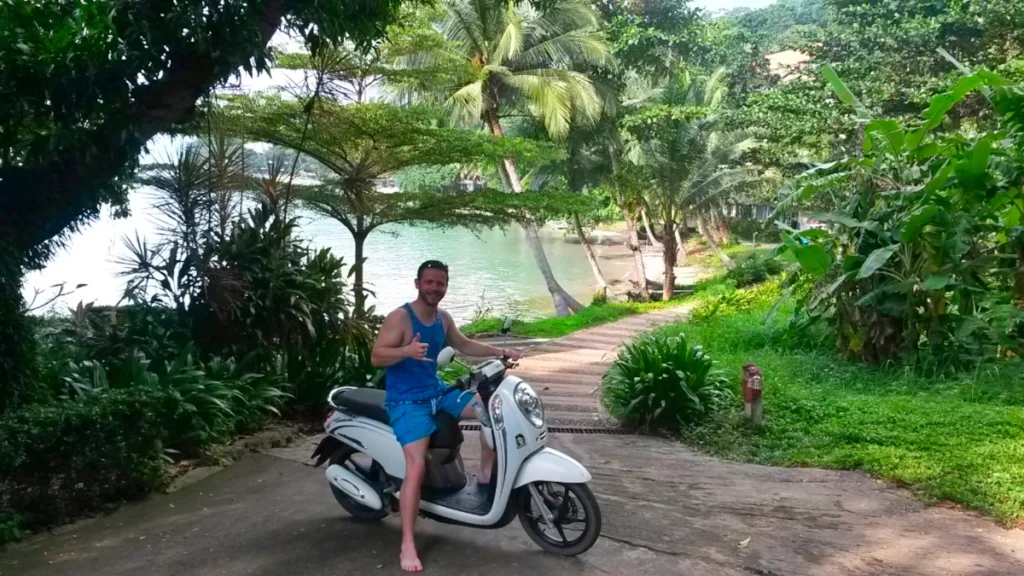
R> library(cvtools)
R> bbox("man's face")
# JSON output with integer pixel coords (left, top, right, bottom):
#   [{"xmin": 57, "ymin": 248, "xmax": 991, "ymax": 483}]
[{"xmin": 415, "ymin": 268, "xmax": 448, "ymax": 307}]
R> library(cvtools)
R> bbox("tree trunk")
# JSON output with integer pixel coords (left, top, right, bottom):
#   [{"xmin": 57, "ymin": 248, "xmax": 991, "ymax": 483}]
[
  {"xmin": 523, "ymin": 224, "xmax": 582, "ymax": 316},
  {"xmin": 698, "ymin": 213, "xmax": 736, "ymax": 270},
  {"xmin": 572, "ymin": 212, "xmax": 608, "ymax": 297},
  {"xmin": 710, "ymin": 206, "xmax": 731, "ymax": 245},
  {"xmin": 607, "ymin": 137, "xmax": 650, "ymax": 302},
  {"xmin": 674, "ymin": 227, "xmax": 686, "ymax": 264},
  {"xmin": 661, "ymin": 219, "xmax": 678, "ymax": 301},
  {"xmin": 624, "ymin": 212, "xmax": 651, "ymax": 301},
  {"xmin": 484, "ymin": 107, "xmax": 581, "ymax": 316},
  {"xmin": 0, "ymin": 249, "xmax": 39, "ymax": 412},
  {"xmin": 353, "ymin": 230, "xmax": 368, "ymax": 317},
  {"xmin": 641, "ymin": 207, "xmax": 664, "ymax": 250}
]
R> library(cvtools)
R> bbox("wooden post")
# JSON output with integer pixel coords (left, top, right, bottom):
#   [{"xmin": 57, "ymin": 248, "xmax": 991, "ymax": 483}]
[{"xmin": 742, "ymin": 364, "xmax": 763, "ymax": 427}]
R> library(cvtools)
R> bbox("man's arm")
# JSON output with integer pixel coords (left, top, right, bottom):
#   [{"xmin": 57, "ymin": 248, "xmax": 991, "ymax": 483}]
[
  {"xmin": 442, "ymin": 311, "xmax": 523, "ymax": 360},
  {"xmin": 371, "ymin": 309, "xmax": 430, "ymax": 367}
]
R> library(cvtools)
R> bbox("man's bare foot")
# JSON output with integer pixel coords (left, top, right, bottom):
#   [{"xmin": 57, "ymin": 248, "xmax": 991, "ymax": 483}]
[{"xmin": 400, "ymin": 543, "xmax": 423, "ymax": 572}]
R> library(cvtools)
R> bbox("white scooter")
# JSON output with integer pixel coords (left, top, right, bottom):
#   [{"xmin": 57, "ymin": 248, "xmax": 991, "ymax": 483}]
[{"xmin": 311, "ymin": 324, "xmax": 602, "ymax": 556}]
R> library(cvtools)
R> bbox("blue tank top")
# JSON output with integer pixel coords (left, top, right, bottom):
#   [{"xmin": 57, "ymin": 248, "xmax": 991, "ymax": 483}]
[{"xmin": 385, "ymin": 303, "xmax": 447, "ymax": 403}]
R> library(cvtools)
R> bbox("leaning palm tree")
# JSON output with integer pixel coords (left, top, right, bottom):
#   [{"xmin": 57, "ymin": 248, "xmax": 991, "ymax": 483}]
[
  {"xmin": 518, "ymin": 104, "xmax": 614, "ymax": 299},
  {"xmin": 396, "ymin": 0, "xmax": 611, "ymax": 316}
]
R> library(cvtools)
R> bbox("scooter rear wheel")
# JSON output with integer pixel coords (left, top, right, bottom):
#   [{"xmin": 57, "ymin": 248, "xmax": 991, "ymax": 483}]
[
  {"xmin": 518, "ymin": 482, "xmax": 601, "ymax": 556},
  {"xmin": 329, "ymin": 447, "xmax": 388, "ymax": 521}
]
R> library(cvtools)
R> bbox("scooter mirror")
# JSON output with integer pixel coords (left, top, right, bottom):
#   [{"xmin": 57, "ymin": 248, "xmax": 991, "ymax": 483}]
[
  {"xmin": 501, "ymin": 317, "xmax": 514, "ymax": 334},
  {"xmin": 436, "ymin": 346, "xmax": 456, "ymax": 367}
]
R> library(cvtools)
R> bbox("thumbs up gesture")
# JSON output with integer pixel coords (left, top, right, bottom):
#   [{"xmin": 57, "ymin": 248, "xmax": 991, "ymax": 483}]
[{"xmin": 404, "ymin": 333, "xmax": 431, "ymax": 362}]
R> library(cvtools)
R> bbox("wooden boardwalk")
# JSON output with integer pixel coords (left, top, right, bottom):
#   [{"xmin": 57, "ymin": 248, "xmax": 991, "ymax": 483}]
[{"xmin": 467, "ymin": 305, "xmax": 693, "ymax": 429}]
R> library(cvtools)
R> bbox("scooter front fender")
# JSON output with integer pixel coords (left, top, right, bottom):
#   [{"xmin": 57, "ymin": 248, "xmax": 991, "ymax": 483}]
[{"xmin": 512, "ymin": 447, "xmax": 592, "ymax": 488}]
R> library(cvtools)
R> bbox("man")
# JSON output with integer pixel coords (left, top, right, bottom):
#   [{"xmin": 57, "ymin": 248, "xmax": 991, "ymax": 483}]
[{"xmin": 371, "ymin": 260, "xmax": 522, "ymax": 572}]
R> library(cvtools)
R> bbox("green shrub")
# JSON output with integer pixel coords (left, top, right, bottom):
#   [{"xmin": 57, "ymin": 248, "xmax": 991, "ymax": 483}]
[
  {"xmin": 60, "ymin": 349, "xmax": 287, "ymax": 450},
  {"xmin": 203, "ymin": 354, "xmax": 290, "ymax": 433},
  {"xmin": 284, "ymin": 334, "xmax": 380, "ymax": 408},
  {"xmin": 0, "ymin": 351, "xmax": 289, "ymax": 542},
  {"xmin": 0, "ymin": 388, "xmax": 177, "ymax": 532},
  {"xmin": 114, "ymin": 196, "xmax": 375, "ymax": 412},
  {"xmin": 602, "ymin": 333, "xmax": 735, "ymax": 431},
  {"xmin": 0, "ymin": 511, "xmax": 24, "ymax": 546},
  {"xmin": 726, "ymin": 255, "xmax": 783, "ymax": 288}
]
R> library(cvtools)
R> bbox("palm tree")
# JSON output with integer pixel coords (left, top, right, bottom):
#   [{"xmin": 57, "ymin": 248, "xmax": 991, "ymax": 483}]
[
  {"xmin": 606, "ymin": 137, "xmax": 653, "ymax": 301},
  {"xmin": 397, "ymin": 0, "xmax": 611, "ymax": 316},
  {"xmin": 632, "ymin": 122, "xmax": 765, "ymax": 299},
  {"xmin": 625, "ymin": 70, "xmax": 768, "ymax": 300}
]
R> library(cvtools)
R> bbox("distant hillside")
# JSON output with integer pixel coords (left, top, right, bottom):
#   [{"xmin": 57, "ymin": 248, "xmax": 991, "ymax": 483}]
[{"xmin": 725, "ymin": 0, "xmax": 827, "ymax": 50}]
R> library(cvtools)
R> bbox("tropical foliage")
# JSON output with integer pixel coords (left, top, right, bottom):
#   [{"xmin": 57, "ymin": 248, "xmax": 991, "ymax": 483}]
[
  {"xmin": 777, "ymin": 67, "xmax": 1024, "ymax": 370},
  {"xmin": 0, "ymin": 131, "xmax": 379, "ymax": 540}
]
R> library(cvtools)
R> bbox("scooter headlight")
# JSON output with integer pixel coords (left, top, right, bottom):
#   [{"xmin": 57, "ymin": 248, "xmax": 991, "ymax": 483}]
[
  {"xmin": 514, "ymin": 383, "xmax": 545, "ymax": 428},
  {"xmin": 489, "ymin": 394, "xmax": 505, "ymax": 431}
]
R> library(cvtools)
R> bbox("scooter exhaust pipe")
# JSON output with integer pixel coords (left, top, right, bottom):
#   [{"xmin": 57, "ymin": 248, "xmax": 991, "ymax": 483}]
[{"xmin": 325, "ymin": 464, "xmax": 383, "ymax": 510}]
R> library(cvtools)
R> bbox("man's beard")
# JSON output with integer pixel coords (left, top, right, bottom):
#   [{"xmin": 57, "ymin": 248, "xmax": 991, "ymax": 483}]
[{"xmin": 419, "ymin": 291, "xmax": 444, "ymax": 307}]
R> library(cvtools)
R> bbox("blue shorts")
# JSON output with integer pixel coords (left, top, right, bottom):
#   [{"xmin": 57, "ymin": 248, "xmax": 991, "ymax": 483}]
[{"xmin": 386, "ymin": 387, "xmax": 476, "ymax": 446}]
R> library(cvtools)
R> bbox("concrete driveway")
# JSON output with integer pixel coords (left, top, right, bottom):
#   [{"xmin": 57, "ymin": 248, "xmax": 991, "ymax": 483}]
[{"xmin": 4, "ymin": 432, "xmax": 1023, "ymax": 576}]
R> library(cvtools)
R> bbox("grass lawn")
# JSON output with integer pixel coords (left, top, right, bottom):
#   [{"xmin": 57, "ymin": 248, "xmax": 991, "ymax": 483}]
[
  {"xmin": 461, "ymin": 298, "xmax": 691, "ymax": 339},
  {"xmin": 653, "ymin": 295, "xmax": 1024, "ymax": 525}
]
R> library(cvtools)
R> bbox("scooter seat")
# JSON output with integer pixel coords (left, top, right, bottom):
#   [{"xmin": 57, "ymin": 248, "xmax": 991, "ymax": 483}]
[
  {"xmin": 332, "ymin": 388, "xmax": 389, "ymax": 424},
  {"xmin": 331, "ymin": 388, "xmax": 465, "ymax": 449}
]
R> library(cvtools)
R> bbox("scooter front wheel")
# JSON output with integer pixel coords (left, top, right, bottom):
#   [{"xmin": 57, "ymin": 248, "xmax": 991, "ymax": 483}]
[
  {"xmin": 518, "ymin": 482, "xmax": 601, "ymax": 556},
  {"xmin": 329, "ymin": 447, "xmax": 388, "ymax": 521}
]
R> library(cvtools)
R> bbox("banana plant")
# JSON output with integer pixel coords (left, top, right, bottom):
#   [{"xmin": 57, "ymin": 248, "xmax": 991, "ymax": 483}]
[{"xmin": 772, "ymin": 66, "xmax": 1024, "ymax": 366}]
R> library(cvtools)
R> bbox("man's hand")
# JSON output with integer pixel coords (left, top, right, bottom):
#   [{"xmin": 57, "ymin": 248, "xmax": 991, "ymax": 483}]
[
  {"xmin": 404, "ymin": 333, "xmax": 431, "ymax": 362},
  {"xmin": 502, "ymin": 348, "xmax": 524, "ymax": 361}
]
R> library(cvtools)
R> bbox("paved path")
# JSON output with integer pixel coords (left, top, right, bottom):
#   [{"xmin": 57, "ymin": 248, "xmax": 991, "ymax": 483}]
[
  {"xmin": 5, "ymin": 434, "xmax": 1022, "ymax": 576},
  {"xmin": 472, "ymin": 306, "xmax": 693, "ymax": 428}
]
